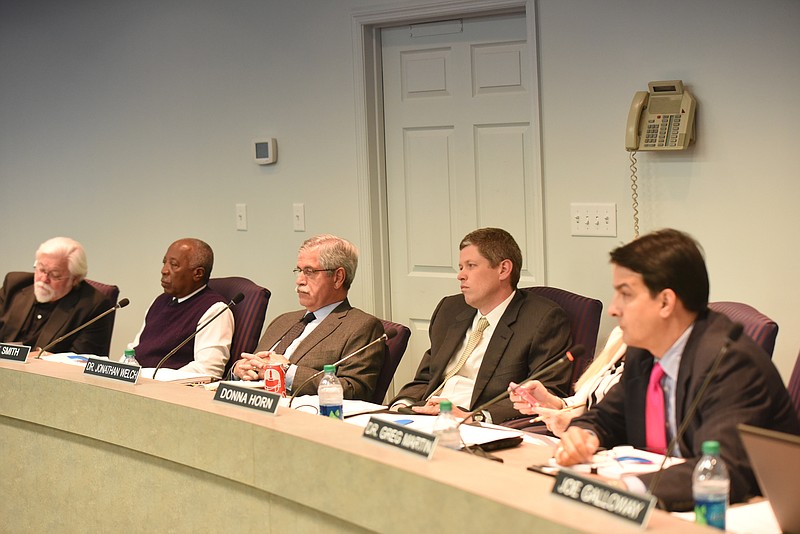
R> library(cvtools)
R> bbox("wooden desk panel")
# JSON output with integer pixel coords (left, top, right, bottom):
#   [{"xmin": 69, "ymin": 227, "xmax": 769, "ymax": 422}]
[{"xmin": 0, "ymin": 359, "xmax": 710, "ymax": 532}]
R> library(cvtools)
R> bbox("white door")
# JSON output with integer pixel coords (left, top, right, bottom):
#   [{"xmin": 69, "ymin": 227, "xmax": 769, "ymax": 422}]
[{"xmin": 381, "ymin": 13, "xmax": 542, "ymax": 390}]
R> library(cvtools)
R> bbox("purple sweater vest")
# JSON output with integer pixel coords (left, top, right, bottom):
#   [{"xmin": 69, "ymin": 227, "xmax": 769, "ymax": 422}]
[{"xmin": 134, "ymin": 288, "xmax": 226, "ymax": 369}]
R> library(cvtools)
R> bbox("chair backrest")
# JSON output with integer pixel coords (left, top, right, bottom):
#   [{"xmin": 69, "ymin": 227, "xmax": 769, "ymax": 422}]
[
  {"xmin": 708, "ymin": 301, "xmax": 778, "ymax": 357},
  {"xmin": 787, "ymin": 351, "xmax": 800, "ymax": 420},
  {"xmin": 85, "ymin": 278, "xmax": 121, "ymax": 356},
  {"xmin": 207, "ymin": 277, "xmax": 271, "ymax": 376},
  {"xmin": 372, "ymin": 319, "xmax": 412, "ymax": 404},
  {"xmin": 85, "ymin": 278, "xmax": 120, "ymax": 306},
  {"xmin": 519, "ymin": 286, "xmax": 603, "ymax": 387}
]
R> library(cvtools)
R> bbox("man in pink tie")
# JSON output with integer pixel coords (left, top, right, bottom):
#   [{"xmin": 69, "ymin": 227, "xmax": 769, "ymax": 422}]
[{"xmin": 556, "ymin": 228, "xmax": 799, "ymax": 511}]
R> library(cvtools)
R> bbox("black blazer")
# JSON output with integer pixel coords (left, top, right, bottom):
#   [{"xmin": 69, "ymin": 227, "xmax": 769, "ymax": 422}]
[
  {"xmin": 0, "ymin": 272, "xmax": 114, "ymax": 355},
  {"xmin": 393, "ymin": 290, "xmax": 572, "ymax": 423},
  {"xmin": 571, "ymin": 309, "xmax": 800, "ymax": 511}
]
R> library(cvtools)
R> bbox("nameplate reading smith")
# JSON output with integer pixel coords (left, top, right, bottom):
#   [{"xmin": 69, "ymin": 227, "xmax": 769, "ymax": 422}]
[
  {"xmin": 551, "ymin": 469, "xmax": 655, "ymax": 527},
  {"xmin": 362, "ymin": 417, "xmax": 437, "ymax": 459},
  {"xmin": 213, "ymin": 382, "xmax": 280, "ymax": 415},
  {"xmin": 83, "ymin": 357, "xmax": 141, "ymax": 384},
  {"xmin": 0, "ymin": 343, "xmax": 30, "ymax": 362}
]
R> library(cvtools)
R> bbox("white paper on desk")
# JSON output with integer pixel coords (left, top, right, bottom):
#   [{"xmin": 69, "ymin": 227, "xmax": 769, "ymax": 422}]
[
  {"xmin": 140, "ymin": 367, "xmax": 213, "ymax": 383},
  {"xmin": 279, "ymin": 395, "xmax": 384, "ymax": 417},
  {"xmin": 673, "ymin": 500, "xmax": 781, "ymax": 534},
  {"xmin": 345, "ymin": 413, "xmax": 525, "ymax": 448},
  {"xmin": 40, "ymin": 353, "xmax": 107, "ymax": 366},
  {"xmin": 550, "ymin": 446, "xmax": 685, "ymax": 478}
]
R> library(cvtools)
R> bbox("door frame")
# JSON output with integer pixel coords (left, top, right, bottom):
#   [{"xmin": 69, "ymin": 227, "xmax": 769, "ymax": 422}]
[{"xmin": 350, "ymin": 0, "xmax": 545, "ymax": 319}]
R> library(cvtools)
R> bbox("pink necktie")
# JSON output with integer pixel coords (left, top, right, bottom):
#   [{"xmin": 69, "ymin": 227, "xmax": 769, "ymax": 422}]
[{"xmin": 645, "ymin": 362, "xmax": 667, "ymax": 454}]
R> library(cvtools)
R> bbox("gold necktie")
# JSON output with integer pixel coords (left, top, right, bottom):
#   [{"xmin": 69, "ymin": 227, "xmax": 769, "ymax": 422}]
[{"xmin": 427, "ymin": 316, "xmax": 490, "ymax": 400}]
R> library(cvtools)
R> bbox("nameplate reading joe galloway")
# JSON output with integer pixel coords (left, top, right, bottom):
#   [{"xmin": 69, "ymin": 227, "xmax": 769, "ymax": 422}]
[
  {"xmin": 213, "ymin": 382, "xmax": 280, "ymax": 415},
  {"xmin": 551, "ymin": 469, "xmax": 656, "ymax": 527},
  {"xmin": 83, "ymin": 357, "xmax": 141, "ymax": 384},
  {"xmin": 362, "ymin": 417, "xmax": 437, "ymax": 460},
  {"xmin": 0, "ymin": 343, "xmax": 31, "ymax": 362}
]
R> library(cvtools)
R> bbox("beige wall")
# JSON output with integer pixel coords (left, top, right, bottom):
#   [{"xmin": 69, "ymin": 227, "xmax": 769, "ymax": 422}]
[{"xmin": 1, "ymin": 0, "xmax": 798, "ymax": 380}]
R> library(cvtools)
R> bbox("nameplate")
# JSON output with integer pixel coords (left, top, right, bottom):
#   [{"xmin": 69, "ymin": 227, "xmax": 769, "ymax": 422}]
[
  {"xmin": 213, "ymin": 382, "xmax": 280, "ymax": 415},
  {"xmin": 0, "ymin": 343, "xmax": 30, "ymax": 362},
  {"xmin": 362, "ymin": 417, "xmax": 436, "ymax": 459},
  {"xmin": 83, "ymin": 357, "xmax": 141, "ymax": 384},
  {"xmin": 551, "ymin": 469, "xmax": 655, "ymax": 527}
]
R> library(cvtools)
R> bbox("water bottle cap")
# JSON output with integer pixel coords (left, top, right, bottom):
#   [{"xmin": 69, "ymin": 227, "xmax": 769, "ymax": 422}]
[
  {"xmin": 701, "ymin": 440, "xmax": 721, "ymax": 455},
  {"xmin": 323, "ymin": 364, "xmax": 336, "ymax": 373},
  {"xmin": 439, "ymin": 400, "xmax": 453, "ymax": 412},
  {"xmin": 124, "ymin": 349, "xmax": 135, "ymax": 356}
]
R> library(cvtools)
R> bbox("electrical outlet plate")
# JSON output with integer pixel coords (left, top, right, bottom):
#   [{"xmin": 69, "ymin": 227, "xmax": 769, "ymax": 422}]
[
  {"xmin": 235, "ymin": 203, "xmax": 247, "ymax": 231},
  {"xmin": 570, "ymin": 203, "xmax": 617, "ymax": 237}
]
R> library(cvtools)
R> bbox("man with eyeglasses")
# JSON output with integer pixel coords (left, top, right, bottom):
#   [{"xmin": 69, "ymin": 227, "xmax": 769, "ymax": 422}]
[
  {"xmin": 0, "ymin": 236, "xmax": 114, "ymax": 356},
  {"xmin": 231, "ymin": 234, "xmax": 384, "ymax": 401}
]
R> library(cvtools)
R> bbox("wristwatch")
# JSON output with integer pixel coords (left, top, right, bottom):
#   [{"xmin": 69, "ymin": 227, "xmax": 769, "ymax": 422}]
[
  {"xmin": 280, "ymin": 363, "xmax": 290, "ymax": 373},
  {"xmin": 472, "ymin": 410, "xmax": 487, "ymax": 423}
]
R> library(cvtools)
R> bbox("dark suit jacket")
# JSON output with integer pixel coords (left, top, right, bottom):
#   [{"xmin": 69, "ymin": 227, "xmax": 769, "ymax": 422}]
[
  {"xmin": 255, "ymin": 299, "xmax": 384, "ymax": 401},
  {"xmin": 0, "ymin": 272, "xmax": 114, "ymax": 356},
  {"xmin": 392, "ymin": 291, "xmax": 573, "ymax": 423},
  {"xmin": 571, "ymin": 309, "xmax": 800, "ymax": 511}
]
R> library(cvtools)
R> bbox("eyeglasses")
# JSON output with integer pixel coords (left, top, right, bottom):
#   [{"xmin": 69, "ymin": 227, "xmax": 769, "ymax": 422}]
[
  {"xmin": 34, "ymin": 264, "xmax": 70, "ymax": 282},
  {"xmin": 292, "ymin": 267, "xmax": 335, "ymax": 277}
]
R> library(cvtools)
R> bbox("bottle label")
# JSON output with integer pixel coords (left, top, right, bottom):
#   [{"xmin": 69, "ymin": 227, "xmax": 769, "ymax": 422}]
[
  {"xmin": 320, "ymin": 404, "xmax": 343, "ymax": 420},
  {"xmin": 694, "ymin": 498, "xmax": 726, "ymax": 529}
]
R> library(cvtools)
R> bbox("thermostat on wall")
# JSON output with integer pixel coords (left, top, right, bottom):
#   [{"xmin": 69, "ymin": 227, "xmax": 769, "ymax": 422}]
[{"xmin": 254, "ymin": 138, "xmax": 277, "ymax": 165}]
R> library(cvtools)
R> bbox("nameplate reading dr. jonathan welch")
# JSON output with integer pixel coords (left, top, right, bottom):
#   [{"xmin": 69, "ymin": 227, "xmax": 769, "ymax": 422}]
[
  {"xmin": 83, "ymin": 357, "xmax": 141, "ymax": 384},
  {"xmin": 0, "ymin": 343, "xmax": 30, "ymax": 362},
  {"xmin": 213, "ymin": 382, "xmax": 280, "ymax": 415},
  {"xmin": 362, "ymin": 417, "xmax": 437, "ymax": 459},
  {"xmin": 551, "ymin": 469, "xmax": 656, "ymax": 527}
]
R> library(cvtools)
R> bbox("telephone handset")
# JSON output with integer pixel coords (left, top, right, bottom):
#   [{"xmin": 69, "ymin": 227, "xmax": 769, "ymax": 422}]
[{"xmin": 625, "ymin": 80, "xmax": 696, "ymax": 151}]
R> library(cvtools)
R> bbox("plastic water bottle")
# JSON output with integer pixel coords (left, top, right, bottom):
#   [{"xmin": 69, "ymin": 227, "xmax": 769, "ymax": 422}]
[
  {"xmin": 318, "ymin": 364, "xmax": 344, "ymax": 420},
  {"xmin": 432, "ymin": 400, "xmax": 461, "ymax": 450},
  {"xmin": 692, "ymin": 440, "xmax": 729, "ymax": 530},
  {"xmin": 120, "ymin": 348, "xmax": 139, "ymax": 366}
]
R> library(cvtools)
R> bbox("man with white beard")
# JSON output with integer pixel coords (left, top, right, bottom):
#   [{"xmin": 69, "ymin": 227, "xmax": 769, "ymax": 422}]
[{"xmin": 0, "ymin": 237, "xmax": 114, "ymax": 356}]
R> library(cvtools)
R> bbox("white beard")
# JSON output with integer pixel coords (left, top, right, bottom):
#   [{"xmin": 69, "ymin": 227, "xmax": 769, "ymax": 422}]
[{"xmin": 34, "ymin": 281, "xmax": 55, "ymax": 303}]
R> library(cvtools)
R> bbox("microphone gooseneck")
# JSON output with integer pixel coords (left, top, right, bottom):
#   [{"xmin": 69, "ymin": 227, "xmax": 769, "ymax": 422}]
[
  {"xmin": 456, "ymin": 345, "xmax": 586, "ymax": 428},
  {"xmin": 647, "ymin": 322, "xmax": 744, "ymax": 505},
  {"xmin": 36, "ymin": 297, "xmax": 131, "ymax": 357},
  {"xmin": 151, "ymin": 292, "xmax": 244, "ymax": 379},
  {"xmin": 287, "ymin": 328, "xmax": 397, "ymax": 407}
]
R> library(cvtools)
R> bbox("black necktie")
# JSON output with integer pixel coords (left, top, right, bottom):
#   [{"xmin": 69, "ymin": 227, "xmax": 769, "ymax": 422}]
[{"xmin": 273, "ymin": 313, "xmax": 315, "ymax": 355}]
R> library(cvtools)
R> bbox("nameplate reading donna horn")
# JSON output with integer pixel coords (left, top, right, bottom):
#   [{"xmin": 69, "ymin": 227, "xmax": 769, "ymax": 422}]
[
  {"xmin": 213, "ymin": 382, "xmax": 280, "ymax": 415},
  {"xmin": 362, "ymin": 417, "xmax": 437, "ymax": 460},
  {"xmin": 0, "ymin": 343, "xmax": 31, "ymax": 362},
  {"xmin": 83, "ymin": 357, "xmax": 141, "ymax": 384},
  {"xmin": 551, "ymin": 469, "xmax": 656, "ymax": 527}
]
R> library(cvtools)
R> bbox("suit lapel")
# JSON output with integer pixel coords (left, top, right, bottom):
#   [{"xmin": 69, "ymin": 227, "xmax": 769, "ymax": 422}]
[
  {"xmin": 36, "ymin": 286, "xmax": 82, "ymax": 349},
  {"xmin": 425, "ymin": 307, "xmax": 474, "ymax": 396},
  {"xmin": 470, "ymin": 291, "xmax": 522, "ymax": 405},
  {"xmin": 290, "ymin": 300, "xmax": 351, "ymax": 364}
]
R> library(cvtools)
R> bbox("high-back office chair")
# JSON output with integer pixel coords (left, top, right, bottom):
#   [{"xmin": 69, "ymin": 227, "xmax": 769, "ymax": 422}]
[
  {"xmin": 85, "ymin": 278, "xmax": 120, "ymax": 306},
  {"xmin": 708, "ymin": 301, "xmax": 778, "ymax": 357},
  {"xmin": 787, "ymin": 350, "xmax": 800, "ymax": 419},
  {"xmin": 85, "ymin": 278, "xmax": 120, "ymax": 356},
  {"xmin": 502, "ymin": 286, "xmax": 602, "ymax": 431},
  {"xmin": 372, "ymin": 319, "xmax": 412, "ymax": 404},
  {"xmin": 207, "ymin": 277, "xmax": 270, "ymax": 377},
  {"xmin": 520, "ymin": 286, "xmax": 603, "ymax": 384}
]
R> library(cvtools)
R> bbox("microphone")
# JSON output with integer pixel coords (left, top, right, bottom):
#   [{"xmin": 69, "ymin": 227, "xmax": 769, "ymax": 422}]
[
  {"xmin": 456, "ymin": 345, "xmax": 586, "ymax": 427},
  {"xmin": 647, "ymin": 322, "xmax": 744, "ymax": 505},
  {"xmin": 36, "ymin": 298, "xmax": 130, "ymax": 357},
  {"xmin": 151, "ymin": 293, "xmax": 244, "ymax": 379},
  {"xmin": 287, "ymin": 327, "xmax": 398, "ymax": 407}
]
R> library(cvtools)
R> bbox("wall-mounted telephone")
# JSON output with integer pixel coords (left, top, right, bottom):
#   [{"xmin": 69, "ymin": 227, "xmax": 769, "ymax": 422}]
[{"xmin": 625, "ymin": 80, "xmax": 696, "ymax": 151}]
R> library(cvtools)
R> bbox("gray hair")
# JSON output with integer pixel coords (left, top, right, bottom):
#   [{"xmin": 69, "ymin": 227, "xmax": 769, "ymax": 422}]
[
  {"xmin": 35, "ymin": 237, "xmax": 88, "ymax": 281},
  {"xmin": 299, "ymin": 234, "xmax": 358, "ymax": 289}
]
